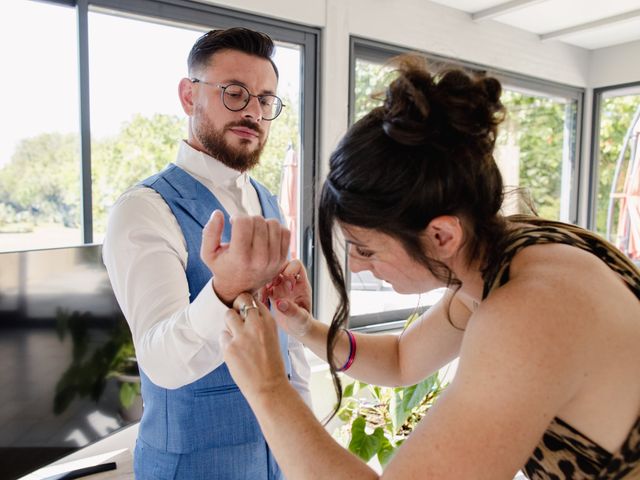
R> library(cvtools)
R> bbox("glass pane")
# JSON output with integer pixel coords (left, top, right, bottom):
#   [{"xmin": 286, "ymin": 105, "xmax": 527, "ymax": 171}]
[
  {"xmin": 88, "ymin": 13, "xmax": 196, "ymax": 241},
  {"xmin": 350, "ymin": 58, "xmax": 444, "ymax": 317},
  {"xmin": 353, "ymin": 58, "xmax": 394, "ymax": 122},
  {"xmin": 497, "ymin": 90, "xmax": 577, "ymax": 221},
  {"xmin": 0, "ymin": 0, "xmax": 81, "ymax": 252},
  {"xmin": 350, "ymin": 58, "xmax": 580, "ymax": 318},
  {"xmin": 254, "ymin": 42, "xmax": 303, "ymax": 259},
  {"xmin": 594, "ymin": 90, "xmax": 640, "ymax": 265}
]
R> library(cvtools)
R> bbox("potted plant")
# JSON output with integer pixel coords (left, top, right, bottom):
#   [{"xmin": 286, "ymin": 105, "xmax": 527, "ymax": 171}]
[
  {"xmin": 53, "ymin": 309, "xmax": 141, "ymax": 420},
  {"xmin": 333, "ymin": 313, "xmax": 446, "ymax": 467}
]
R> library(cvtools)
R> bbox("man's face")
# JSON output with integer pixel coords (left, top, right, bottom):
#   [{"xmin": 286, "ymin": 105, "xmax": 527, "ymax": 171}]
[{"xmin": 182, "ymin": 49, "xmax": 278, "ymax": 171}]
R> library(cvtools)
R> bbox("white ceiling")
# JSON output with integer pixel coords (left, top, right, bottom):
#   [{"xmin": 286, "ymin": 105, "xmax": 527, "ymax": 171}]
[{"xmin": 428, "ymin": 0, "xmax": 640, "ymax": 50}]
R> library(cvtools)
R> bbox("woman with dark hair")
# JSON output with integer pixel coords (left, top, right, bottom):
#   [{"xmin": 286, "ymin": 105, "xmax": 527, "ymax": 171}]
[{"xmin": 214, "ymin": 55, "xmax": 640, "ymax": 479}]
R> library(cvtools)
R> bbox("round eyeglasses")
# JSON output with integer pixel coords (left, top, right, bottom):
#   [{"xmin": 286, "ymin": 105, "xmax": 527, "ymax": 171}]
[{"xmin": 190, "ymin": 79, "xmax": 285, "ymax": 121}]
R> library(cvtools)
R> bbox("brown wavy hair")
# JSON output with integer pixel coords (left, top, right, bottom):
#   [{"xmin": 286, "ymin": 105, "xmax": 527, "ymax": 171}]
[
  {"xmin": 187, "ymin": 27, "xmax": 278, "ymax": 78},
  {"xmin": 319, "ymin": 54, "xmax": 507, "ymax": 418}
]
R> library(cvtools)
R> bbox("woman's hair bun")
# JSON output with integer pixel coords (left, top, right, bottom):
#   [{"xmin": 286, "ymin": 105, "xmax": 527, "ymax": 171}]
[
  {"xmin": 382, "ymin": 55, "xmax": 434, "ymax": 146},
  {"xmin": 381, "ymin": 54, "xmax": 505, "ymax": 153}
]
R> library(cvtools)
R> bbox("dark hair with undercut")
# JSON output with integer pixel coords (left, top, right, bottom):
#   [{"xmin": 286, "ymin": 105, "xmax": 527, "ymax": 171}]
[
  {"xmin": 319, "ymin": 54, "xmax": 507, "ymax": 419},
  {"xmin": 187, "ymin": 27, "xmax": 279, "ymax": 78}
]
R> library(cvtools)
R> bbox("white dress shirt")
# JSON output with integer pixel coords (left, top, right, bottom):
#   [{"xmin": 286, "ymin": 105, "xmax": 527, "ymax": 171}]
[{"xmin": 103, "ymin": 140, "xmax": 311, "ymax": 405}]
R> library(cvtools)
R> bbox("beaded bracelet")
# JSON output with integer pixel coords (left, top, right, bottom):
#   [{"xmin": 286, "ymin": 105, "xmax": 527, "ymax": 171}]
[{"xmin": 336, "ymin": 329, "xmax": 356, "ymax": 372}]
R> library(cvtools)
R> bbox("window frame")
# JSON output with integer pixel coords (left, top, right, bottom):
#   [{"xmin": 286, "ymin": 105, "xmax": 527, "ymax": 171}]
[
  {"xmin": 349, "ymin": 36, "xmax": 585, "ymax": 328},
  {"xmin": 15, "ymin": 0, "xmax": 320, "ymax": 308},
  {"xmin": 587, "ymin": 81, "xmax": 640, "ymax": 232}
]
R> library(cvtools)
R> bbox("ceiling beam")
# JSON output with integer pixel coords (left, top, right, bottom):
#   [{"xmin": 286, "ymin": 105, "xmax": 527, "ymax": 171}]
[
  {"xmin": 471, "ymin": 0, "xmax": 547, "ymax": 21},
  {"xmin": 540, "ymin": 8, "xmax": 640, "ymax": 41}
]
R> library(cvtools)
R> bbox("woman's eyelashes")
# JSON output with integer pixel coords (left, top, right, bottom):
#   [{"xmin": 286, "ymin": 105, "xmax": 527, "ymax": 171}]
[{"xmin": 354, "ymin": 245, "xmax": 374, "ymax": 258}]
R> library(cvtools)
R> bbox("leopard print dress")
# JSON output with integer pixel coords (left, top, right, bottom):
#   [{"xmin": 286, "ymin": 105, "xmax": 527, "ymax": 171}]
[{"xmin": 482, "ymin": 215, "xmax": 640, "ymax": 480}]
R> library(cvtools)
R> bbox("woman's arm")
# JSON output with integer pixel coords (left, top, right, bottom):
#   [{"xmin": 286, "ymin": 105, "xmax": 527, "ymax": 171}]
[
  {"xmin": 273, "ymin": 284, "xmax": 468, "ymax": 386},
  {"xmin": 223, "ymin": 271, "xmax": 591, "ymax": 479}
]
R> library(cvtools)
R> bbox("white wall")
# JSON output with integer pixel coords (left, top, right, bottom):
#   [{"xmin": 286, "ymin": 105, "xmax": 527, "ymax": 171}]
[{"xmin": 589, "ymin": 39, "xmax": 640, "ymax": 88}]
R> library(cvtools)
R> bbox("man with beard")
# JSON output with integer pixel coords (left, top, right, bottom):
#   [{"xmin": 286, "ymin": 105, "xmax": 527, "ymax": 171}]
[{"xmin": 103, "ymin": 28, "xmax": 311, "ymax": 480}]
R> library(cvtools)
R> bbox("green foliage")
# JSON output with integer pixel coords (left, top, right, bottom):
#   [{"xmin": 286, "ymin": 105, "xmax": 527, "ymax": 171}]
[
  {"xmin": 0, "ymin": 105, "xmax": 299, "ymax": 237},
  {"xmin": 333, "ymin": 311, "xmax": 444, "ymax": 468},
  {"xmin": 353, "ymin": 60, "xmax": 395, "ymax": 122},
  {"xmin": 54, "ymin": 309, "xmax": 139, "ymax": 414},
  {"xmin": 498, "ymin": 91, "xmax": 571, "ymax": 219},
  {"xmin": 336, "ymin": 373, "xmax": 444, "ymax": 468},
  {"xmin": 0, "ymin": 132, "xmax": 80, "ymax": 230},
  {"xmin": 119, "ymin": 380, "xmax": 142, "ymax": 409},
  {"xmin": 253, "ymin": 93, "xmax": 300, "ymax": 194},
  {"xmin": 91, "ymin": 113, "xmax": 186, "ymax": 234}
]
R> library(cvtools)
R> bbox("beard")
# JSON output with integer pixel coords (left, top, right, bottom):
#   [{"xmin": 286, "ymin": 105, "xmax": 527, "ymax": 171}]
[{"xmin": 194, "ymin": 108, "xmax": 267, "ymax": 172}]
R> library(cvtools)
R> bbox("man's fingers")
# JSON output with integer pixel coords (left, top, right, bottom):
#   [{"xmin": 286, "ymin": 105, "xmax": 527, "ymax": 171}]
[
  {"xmin": 201, "ymin": 210, "xmax": 225, "ymax": 260},
  {"xmin": 280, "ymin": 227, "xmax": 291, "ymax": 262},
  {"xmin": 252, "ymin": 216, "xmax": 269, "ymax": 263},
  {"xmin": 266, "ymin": 219, "xmax": 282, "ymax": 267},
  {"xmin": 228, "ymin": 215, "xmax": 253, "ymax": 257}
]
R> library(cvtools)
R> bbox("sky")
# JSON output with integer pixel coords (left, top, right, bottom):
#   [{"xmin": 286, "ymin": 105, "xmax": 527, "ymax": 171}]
[{"xmin": 0, "ymin": 0, "xmax": 301, "ymax": 168}]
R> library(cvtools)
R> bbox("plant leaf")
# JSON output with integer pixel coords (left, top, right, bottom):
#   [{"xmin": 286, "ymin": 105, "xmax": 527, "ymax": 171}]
[
  {"xmin": 119, "ymin": 382, "xmax": 137, "ymax": 408},
  {"xmin": 348, "ymin": 417, "xmax": 381, "ymax": 462},
  {"xmin": 392, "ymin": 373, "xmax": 439, "ymax": 431},
  {"xmin": 343, "ymin": 382, "xmax": 354, "ymax": 399},
  {"xmin": 377, "ymin": 434, "xmax": 397, "ymax": 467}
]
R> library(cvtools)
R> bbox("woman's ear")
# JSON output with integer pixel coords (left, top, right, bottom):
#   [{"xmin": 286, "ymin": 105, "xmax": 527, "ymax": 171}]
[
  {"xmin": 423, "ymin": 216, "xmax": 463, "ymax": 260},
  {"xmin": 178, "ymin": 77, "xmax": 195, "ymax": 115}
]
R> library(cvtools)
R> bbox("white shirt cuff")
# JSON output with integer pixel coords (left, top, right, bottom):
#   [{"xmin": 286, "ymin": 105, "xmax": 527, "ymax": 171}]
[{"xmin": 188, "ymin": 278, "xmax": 229, "ymax": 341}]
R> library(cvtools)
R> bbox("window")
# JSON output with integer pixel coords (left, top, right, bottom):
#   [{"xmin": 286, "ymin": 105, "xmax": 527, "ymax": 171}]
[
  {"xmin": 88, "ymin": 13, "xmax": 196, "ymax": 241},
  {"xmin": 0, "ymin": 0, "xmax": 81, "ymax": 252},
  {"xmin": 497, "ymin": 85, "xmax": 580, "ymax": 222},
  {"xmin": 349, "ymin": 38, "xmax": 583, "ymax": 326},
  {"xmin": 0, "ymin": 0, "xmax": 319, "ymax": 286},
  {"xmin": 591, "ymin": 83, "xmax": 640, "ymax": 265}
]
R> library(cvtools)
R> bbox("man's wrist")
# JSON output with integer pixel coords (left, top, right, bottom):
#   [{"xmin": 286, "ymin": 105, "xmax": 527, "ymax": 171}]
[{"xmin": 211, "ymin": 278, "xmax": 236, "ymax": 307}]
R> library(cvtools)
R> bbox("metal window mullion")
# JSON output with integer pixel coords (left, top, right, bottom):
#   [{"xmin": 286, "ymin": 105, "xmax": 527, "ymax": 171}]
[
  {"xmin": 298, "ymin": 30, "xmax": 320, "ymax": 317},
  {"xmin": 77, "ymin": 0, "xmax": 93, "ymax": 244}
]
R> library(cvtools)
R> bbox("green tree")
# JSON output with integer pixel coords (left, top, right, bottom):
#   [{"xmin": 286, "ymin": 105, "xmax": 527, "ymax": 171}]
[
  {"xmin": 354, "ymin": 59, "xmax": 395, "ymax": 122},
  {"xmin": 498, "ymin": 92, "xmax": 570, "ymax": 219},
  {"xmin": 91, "ymin": 113, "xmax": 186, "ymax": 234},
  {"xmin": 0, "ymin": 132, "xmax": 80, "ymax": 230},
  {"xmin": 0, "ymin": 106, "xmax": 301, "ymax": 238},
  {"xmin": 253, "ymin": 93, "xmax": 301, "ymax": 195}
]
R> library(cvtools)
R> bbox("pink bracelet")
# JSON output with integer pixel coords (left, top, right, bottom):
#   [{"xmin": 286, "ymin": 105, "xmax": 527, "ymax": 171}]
[{"xmin": 336, "ymin": 329, "xmax": 356, "ymax": 372}]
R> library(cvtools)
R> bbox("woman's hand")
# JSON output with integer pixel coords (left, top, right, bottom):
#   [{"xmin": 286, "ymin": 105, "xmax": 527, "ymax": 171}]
[
  {"xmin": 220, "ymin": 293, "xmax": 289, "ymax": 400},
  {"xmin": 267, "ymin": 260, "xmax": 313, "ymax": 338}
]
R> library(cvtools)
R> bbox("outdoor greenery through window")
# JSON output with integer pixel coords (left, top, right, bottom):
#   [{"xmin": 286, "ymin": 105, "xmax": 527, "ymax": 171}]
[
  {"xmin": 0, "ymin": 1, "xmax": 81, "ymax": 251},
  {"xmin": 350, "ymin": 47, "xmax": 580, "ymax": 320},
  {"xmin": 593, "ymin": 86, "xmax": 640, "ymax": 265},
  {"xmin": 0, "ymin": 1, "xmax": 306, "ymax": 258}
]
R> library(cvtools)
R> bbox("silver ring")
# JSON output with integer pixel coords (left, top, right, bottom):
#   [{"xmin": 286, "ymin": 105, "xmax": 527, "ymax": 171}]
[
  {"xmin": 294, "ymin": 273, "xmax": 301, "ymax": 281},
  {"xmin": 240, "ymin": 299, "xmax": 259, "ymax": 319}
]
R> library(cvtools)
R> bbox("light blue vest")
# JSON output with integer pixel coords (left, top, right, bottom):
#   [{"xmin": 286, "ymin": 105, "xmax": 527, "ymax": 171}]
[{"xmin": 134, "ymin": 163, "xmax": 289, "ymax": 479}]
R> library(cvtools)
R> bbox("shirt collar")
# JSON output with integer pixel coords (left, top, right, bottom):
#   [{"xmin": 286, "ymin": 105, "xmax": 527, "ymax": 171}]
[{"xmin": 175, "ymin": 140, "xmax": 249, "ymax": 190}]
